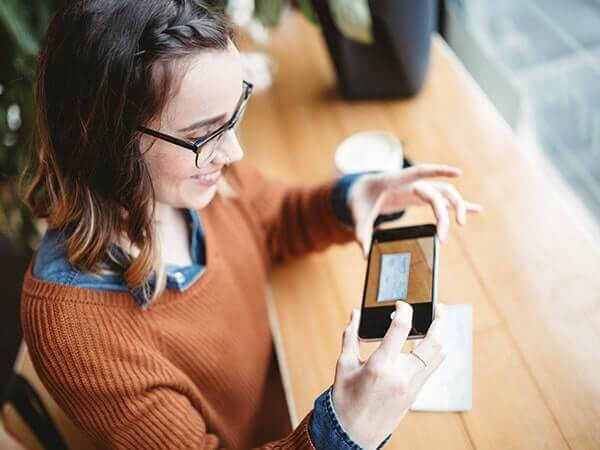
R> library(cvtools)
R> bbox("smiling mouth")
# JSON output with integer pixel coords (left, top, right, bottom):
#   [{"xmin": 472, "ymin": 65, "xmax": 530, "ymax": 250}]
[{"xmin": 191, "ymin": 169, "xmax": 221, "ymax": 184}]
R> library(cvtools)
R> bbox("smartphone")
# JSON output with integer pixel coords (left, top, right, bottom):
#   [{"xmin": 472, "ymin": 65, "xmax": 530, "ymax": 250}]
[{"xmin": 358, "ymin": 224, "xmax": 439, "ymax": 341}]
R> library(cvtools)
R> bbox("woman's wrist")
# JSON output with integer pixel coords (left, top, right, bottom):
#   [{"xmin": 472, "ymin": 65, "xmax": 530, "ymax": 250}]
[
  {"xmin": 347, "ymin": 173, "xmax": 384, "ymax": 210},
  {"xmin": 310, "ymin": 386, "xmax": 369, "ymax": 449},
  {"xmin": 331, "ymin": 384, "xmax": 387, "ymax": 450}
]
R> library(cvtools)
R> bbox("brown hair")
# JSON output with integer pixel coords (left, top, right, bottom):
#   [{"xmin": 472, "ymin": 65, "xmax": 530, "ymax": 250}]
[{"xmin": 22, "ymin": 0, "xmax": 234, "ymax": 305}]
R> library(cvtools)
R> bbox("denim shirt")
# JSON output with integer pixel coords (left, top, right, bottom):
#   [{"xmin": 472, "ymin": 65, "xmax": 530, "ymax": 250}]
[
  {"xmin": 32, "ymin": 173, "xmax": 402, "ymax": 449},
  {"xmin": 33, "ymin": 206, "xmax": 207, "ymax": 309}
]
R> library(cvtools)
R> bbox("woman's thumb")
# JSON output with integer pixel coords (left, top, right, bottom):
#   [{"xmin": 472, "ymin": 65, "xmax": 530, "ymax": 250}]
[
  {"xmin": 355, "ymin": 226, "xmax": 372, "ymax": 259},
  {"xmin": 339, "ymin": 309, "xmax": 361, "ymax": 370}
]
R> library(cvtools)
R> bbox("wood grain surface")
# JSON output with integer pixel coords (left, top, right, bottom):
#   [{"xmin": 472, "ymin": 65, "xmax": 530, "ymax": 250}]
[{"xmin": 239, "ymin": 11, "xmax": 600, "ymax": 450}]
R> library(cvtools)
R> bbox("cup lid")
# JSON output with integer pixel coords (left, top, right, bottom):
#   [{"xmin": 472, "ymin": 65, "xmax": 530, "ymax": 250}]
[{"xmin": 335, "ymin": 131, "xmax": 403, "ymax": 174}]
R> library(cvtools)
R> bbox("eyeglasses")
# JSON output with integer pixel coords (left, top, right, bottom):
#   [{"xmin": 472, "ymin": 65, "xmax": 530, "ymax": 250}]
[{"xmin": 138, "ymin": 80, "xmax": 253, "ymax": 168}]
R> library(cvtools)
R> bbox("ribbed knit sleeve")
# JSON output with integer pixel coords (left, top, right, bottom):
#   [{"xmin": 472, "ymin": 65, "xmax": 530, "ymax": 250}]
[
  {"xmin": 20, "ymin": 295, "xmax": 316, "ymax": 449},
  {"xmin": 229, "ymin": 160, "xmax": 357, "ymax": 265}
]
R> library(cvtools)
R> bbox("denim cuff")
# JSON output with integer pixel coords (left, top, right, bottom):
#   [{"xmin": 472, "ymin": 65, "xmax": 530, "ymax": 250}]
[
  {"xmin": 331, "ymin": 172, "xmax": 405, "ymax": 229},
  {"xmin": 309, "ymin": 386, "xmax": 392, "ymax": 450}
]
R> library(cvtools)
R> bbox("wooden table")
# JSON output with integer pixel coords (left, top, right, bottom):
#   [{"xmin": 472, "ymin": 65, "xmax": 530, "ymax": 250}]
[{"xmin": 239, "ymin": 12, "xmax": 600, "ymax": 450}]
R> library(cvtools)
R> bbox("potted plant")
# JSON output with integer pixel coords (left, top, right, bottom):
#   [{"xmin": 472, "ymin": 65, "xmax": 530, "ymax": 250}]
[
  {"xmin": 0, "ymin": 0, "xmax": 59, "ymax": 259},
  {"xmin": 310, "ymin": 0, "xmax": 436, "ymax": 99},
  {"xmin": 222, "ymin": 0, "xmax": 437, "ymax": 100}
]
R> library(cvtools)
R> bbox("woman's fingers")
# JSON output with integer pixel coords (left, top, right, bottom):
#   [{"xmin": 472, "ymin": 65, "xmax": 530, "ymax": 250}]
[
  {"xmin": 370, "ymin": 303, "xmax": 447, "ymax": 383},
  {"xmin": 437, "ymin": 183, "xmax": 467, "ymax": 225},
  {"xmin": 410, "ymin": 316, "xmax": 449, "ymax": 388},
  {"xmin": 338, "ymin": 309, "xmax": 362, "ymax": 372},
  {"xmin": 429, "ymin": 182, "xmax": 482, "ymax": 226},
  {"xmin": 355, "ymin": 221, "xmax": 371, "ymax": 259},
  {"xmin": 409, "ymin": 342, "xmax": 448, "ymax": 393},
  {"xmin": 355, "ymin": 192, "xmax": 387, "ymax": 258},
  {"xmin": 359, "ymin": 302, "xmax": 449, "ymax": 415},
  {"xmin": 391, "ymin": 164, "xmax": 462, "ymax": 185},
  {"xmin": 411, "ymin": 304, "xmax": 447, "ymax": 368},
  {"xmin": 372, "ymin": 301, "xmax": 413, "ymax": 365},
  {"xmin": 466, "ymin": 201, "xmax": 483, "ymax": 213},
  {"xmin": 412, "ymin": 182, "xmax": 450, "ymax": 242}
]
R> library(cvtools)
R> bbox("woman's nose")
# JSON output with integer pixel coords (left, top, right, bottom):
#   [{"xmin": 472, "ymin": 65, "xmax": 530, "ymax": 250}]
[{"xmin": 214, "ymin": 130, "xmax": 243, "ymax": 165}]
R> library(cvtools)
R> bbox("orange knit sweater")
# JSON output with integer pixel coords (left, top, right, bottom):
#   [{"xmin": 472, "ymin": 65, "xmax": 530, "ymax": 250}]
[{"xmin": 20, "ymin": 160, "xmax": 357, "ymax": 449}]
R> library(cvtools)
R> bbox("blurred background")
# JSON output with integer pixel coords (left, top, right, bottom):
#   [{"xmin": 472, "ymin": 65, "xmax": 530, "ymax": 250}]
[
  {"xmin": 3, "ymin": 0, "xmax": 599, "ymax": 260},
  {"xmin": 446, "ymin": 0, "xmax": 600, "ymax": 222}
]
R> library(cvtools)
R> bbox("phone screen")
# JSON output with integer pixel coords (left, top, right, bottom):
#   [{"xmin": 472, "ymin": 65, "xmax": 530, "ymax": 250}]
[{"xmin": 359, "ymin": 226, "xmax": 438, "ymax": 340}]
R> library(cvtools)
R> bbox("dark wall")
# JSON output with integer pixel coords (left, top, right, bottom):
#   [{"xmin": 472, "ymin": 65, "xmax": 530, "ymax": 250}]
[{"xmin": 0, "ymin": 233, "xmax": 27, "ymax": 393}]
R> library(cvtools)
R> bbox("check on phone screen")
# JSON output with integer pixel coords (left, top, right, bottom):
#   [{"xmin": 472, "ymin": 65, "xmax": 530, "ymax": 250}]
[{"xmin": 366, "ymin": 237, "xmax": 434, "ymax": 307}]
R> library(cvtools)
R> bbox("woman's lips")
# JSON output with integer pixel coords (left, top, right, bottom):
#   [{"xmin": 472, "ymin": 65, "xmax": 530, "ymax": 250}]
[{"xmin": 191, "ymin": 170, "xmax": 221, "ymax": 186}]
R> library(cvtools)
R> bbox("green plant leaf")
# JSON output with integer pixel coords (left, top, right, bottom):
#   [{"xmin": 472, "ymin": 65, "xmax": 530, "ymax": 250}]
[
  {"xmin": 294, "ymin": 0, "xmax": 319, "ymax": 25},
  {"xmin": 0, "ymin": 1, "xmax": 39, "ymax": 55},
  {"xmin": 254, "ymin": 0, "xmax": 287, "ymax": 26},
  {"xmin": 0, "ymin": 0, "xmax": 55, "ymax": 259}
]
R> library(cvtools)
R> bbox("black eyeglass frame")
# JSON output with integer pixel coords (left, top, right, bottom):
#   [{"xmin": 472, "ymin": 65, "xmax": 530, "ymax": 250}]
[{"xmin": 137, "ymin": 80, "xmax": 253, "ymax": 166}]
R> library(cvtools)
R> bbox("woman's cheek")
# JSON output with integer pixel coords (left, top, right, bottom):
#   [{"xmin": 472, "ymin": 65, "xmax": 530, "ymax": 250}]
[{"xmin": 145, "ymin": 152, "xmax": 194, "ymax": 202}]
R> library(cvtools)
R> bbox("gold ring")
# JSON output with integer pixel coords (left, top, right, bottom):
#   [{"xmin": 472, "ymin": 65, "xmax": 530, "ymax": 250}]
[{"xmin": 410, "ymin": 350, "xmax": 427, "ymax": 368}]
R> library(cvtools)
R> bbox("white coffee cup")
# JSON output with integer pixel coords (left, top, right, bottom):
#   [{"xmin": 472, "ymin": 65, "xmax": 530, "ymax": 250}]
[{"xmin": 335, "ymin": 131, "xmax": 404, "ymax": 174}]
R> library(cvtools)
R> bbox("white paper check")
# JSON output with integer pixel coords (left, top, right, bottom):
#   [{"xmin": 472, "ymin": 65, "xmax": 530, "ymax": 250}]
[{"xmin": 410, "ymin": 304, "xmax": 472, "ymax": 412}]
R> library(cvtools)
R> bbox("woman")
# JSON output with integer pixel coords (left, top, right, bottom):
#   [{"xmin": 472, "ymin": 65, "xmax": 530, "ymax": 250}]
[{"xmin": 20, "ymin": 0, "xmax": 481, "ymax": 448}]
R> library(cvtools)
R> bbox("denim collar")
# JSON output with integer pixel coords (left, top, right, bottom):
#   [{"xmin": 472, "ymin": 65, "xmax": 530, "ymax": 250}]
[
  {"xmin": 110, "ymin": 208, "xmax": 206, "ymax": 309},
  {"xmin": 32, "ymin": 208, "xmax": 207, "ymax": 310}
]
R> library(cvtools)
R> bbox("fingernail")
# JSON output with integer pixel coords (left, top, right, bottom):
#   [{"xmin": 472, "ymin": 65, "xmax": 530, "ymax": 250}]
[{"xmin": 396, "ymin": 300, "xmax": 412, "ymax": 317}]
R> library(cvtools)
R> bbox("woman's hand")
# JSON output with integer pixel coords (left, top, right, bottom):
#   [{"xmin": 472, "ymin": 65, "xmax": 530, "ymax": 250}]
[
  {"xmin": 332, "ymin": 302, "xmax": 447, "ymax": 450},
  {"xmin": 348, "ymin": 164, "xmax": 483, "ymax": 256}
]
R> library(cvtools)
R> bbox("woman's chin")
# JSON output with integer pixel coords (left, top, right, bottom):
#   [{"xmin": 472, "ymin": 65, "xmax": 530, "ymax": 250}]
[{"xmin": 185, "ymin": 183, "xmax": 217, "ymax": 210}]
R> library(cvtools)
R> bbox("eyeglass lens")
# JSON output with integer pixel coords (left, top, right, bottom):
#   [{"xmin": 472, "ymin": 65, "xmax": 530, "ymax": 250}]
[{"xmin": 194, "ymin": 90, "xmax": 250, "ymax": 168}]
